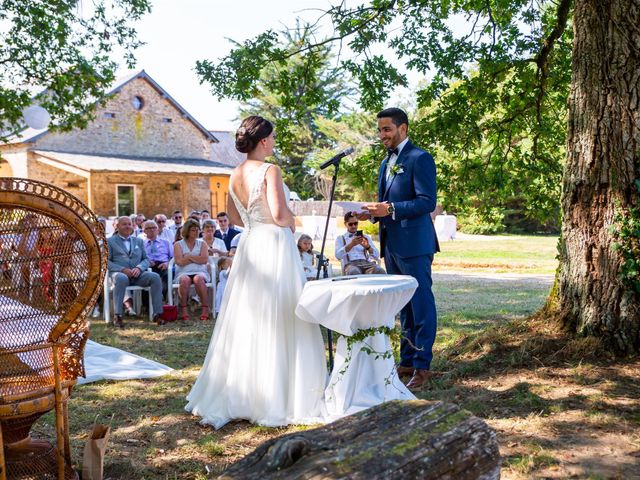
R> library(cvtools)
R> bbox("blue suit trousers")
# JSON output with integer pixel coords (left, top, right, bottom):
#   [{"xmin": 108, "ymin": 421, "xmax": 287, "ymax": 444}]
[{"xmin": 384, "ymin": 248, "xmax": 437, "ymax": 370}]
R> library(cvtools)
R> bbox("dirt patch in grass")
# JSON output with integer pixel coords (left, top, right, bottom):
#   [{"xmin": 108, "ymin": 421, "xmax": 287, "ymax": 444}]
[{"xmin": 421, "ymin": 314, "xmax": 640, "ymax": 479}]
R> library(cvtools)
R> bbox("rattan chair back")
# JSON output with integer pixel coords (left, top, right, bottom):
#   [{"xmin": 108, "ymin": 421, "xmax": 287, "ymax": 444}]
[{"xmin": 0, "ymin": 178, "xmax": 107, "ymax": 480}]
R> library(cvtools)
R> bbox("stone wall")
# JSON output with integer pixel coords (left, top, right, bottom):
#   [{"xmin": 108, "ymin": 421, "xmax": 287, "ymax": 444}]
[
  {"xmin": 90, "ymin": 172, "xmax": 212, "ymax": 218},
  {"xmin": 34, "ymin": 77, "xmax": 213, "ymax": 159},
  {"xmin": 27, "ymin": 152, "xmax": 88, "ymax": 204}
]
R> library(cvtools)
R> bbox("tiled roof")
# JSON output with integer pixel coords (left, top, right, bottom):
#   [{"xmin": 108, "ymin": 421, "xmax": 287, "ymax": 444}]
[
  {"xmin": 3, "ymin": 126, "xmax": 49, "ymax": 144},
  {"xmin": 33, "ymin": 150, "xmax": 233, "ymax": 175},
  {"xmin": 209, "ymin": 130, "xmax": 246, "ymax": 167}
]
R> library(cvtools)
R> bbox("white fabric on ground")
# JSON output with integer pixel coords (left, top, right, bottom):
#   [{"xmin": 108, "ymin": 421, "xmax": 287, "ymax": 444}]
[{"xmin": 78, "ymin": 340, "xmax": 173, "ymax": 385}]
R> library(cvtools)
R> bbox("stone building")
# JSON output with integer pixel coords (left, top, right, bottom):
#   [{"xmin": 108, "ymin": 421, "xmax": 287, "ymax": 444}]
[{"xmin": 0, "ymin": 70, "xmax": 244, "ymax": 218}]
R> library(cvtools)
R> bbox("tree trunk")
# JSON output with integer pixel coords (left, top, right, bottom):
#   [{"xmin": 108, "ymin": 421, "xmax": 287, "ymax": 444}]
[
  {"xmin": 219, "ymin": 400, "xmax": 500, "ymax": 479},
  {"xmin": 558, "ymin": 0, "xmax": 640, "ymax": 353}
]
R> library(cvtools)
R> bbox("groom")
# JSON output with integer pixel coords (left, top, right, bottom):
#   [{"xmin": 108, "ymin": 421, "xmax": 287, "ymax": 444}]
[{"xmin": 361, "ymin": 107, "xmax": 439, "ymax": 391}]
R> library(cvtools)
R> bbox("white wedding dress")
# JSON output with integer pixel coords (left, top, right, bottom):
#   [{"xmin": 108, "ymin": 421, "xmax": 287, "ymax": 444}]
[{"xmin": 185, "ymin": 163, "xmax": 327, "ymax": 428}]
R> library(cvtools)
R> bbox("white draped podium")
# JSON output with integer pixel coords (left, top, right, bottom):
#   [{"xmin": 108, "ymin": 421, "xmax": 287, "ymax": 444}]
[{"xmin": 296, "ymin": 275, "xmax": 418, "ymax": 417}]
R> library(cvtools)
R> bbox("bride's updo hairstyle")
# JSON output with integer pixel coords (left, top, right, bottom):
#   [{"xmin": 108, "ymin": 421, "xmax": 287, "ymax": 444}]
[{"xmin": 235, "ymin": 115, "xmax": 274, "ymax": 153}]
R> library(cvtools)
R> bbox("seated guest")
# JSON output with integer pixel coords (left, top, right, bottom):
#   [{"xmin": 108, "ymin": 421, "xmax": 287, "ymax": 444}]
[
  {"xmin": 202, "ymin": 219, "xmax": 227, "ymax": 257},
  {"xmin": 133, "ymin": 213, "xmax": 146, "ymax": 237},
  {"xmin": 214, "ymin": 212, "xmax": 241, "ymax": 250},
  {"xmin": 297, "ymin": 234, "xmax": 316, "ymax": 280},
  {"xmin": 201, "ymin": 209, "xmax": 211, "ymax": 223},
  {"xmin": 169, "ymin": 210, "xmax": 183, "ymax": 235},
  {"xmin": 190, "ymin": 210, "xmax": 202, "ymax": 225},
  {"xmin": 335, "ymin": 211, "xmax": 386, "ymax": 276},
  {"xmin": 55, "ymin": 230, "xmax": 87, "ymax": 306},
  {"xmin": 16, "ymin": 213, "xmax": 38, "ymax": 287},
  {"xmin": 215, "ymin": 256, "xmax": 232, "ymax": 315},
  {"xmin": 154, "ymin": 214, "xmax": 175, "ymax": 244},
  {"xmin": 174, "ymin": 219, "xmax": 210, "ymax": 321},
  {"xmin": 107, "ymin": 216, "xmax": 164, "ymax": 327},
  {"xmin": 37, "ymin": 228, "xmax": 57, "ymax": 301},
  {"xmin": 228, "ymin": 232, "xmax": 241, "ymax": 257},
  {"xmin": 142, "ymin": 220, "xmax": 173, "ymax": 299}
]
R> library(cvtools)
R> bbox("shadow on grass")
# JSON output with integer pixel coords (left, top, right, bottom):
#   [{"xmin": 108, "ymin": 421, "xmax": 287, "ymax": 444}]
[
  {"xmin": 414, "ymin": 313, "xmax": 640, "ymax": 478},
  {"xmin": 88, "ymin": 318, "xmax": 214, "ymax": 370},
  {"xmin": 30, "ymin": 274, "xmax": 636, "ymax": 479}
]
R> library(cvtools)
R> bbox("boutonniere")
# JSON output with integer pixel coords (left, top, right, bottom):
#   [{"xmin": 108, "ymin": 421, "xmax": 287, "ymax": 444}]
[{"xmin": 389, "ymin": 164, "xmax": 405, "ymax": 176}]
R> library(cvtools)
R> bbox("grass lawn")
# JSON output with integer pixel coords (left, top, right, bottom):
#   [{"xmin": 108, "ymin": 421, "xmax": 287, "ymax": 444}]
[
  {"xmin": 433, "ymin": 234, "xmax": 559, "ymax": 274},
  {"xmin": 34, "ymin": 234, "xmax": 639, "ymax": 479}
]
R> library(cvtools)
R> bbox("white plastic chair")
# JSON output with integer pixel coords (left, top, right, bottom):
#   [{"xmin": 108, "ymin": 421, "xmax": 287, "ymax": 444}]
[
  {"xmin": 103, "ymin": 270, "xmax": 154, "ymax": 322},
  {"xmin": 167, "ymin": 257, "xmax": 217, "ymax": 320}
]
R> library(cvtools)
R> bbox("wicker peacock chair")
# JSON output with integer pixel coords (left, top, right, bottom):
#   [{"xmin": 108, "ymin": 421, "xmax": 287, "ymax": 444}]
[{"xmin": 0, "ymin": 178, "xmax": 107, "ymax": 480}]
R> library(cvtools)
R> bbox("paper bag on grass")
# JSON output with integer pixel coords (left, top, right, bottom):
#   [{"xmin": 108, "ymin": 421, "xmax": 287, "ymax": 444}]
[{"xmin": 82, "ymin": 416, "xmax": 112, "ymax": 480}]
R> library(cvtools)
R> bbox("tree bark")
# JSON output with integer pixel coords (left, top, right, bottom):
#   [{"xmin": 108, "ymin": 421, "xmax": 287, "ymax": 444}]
[
  {"xmin": 558, "ymin": 0, "xmax": 640, "ymax": 353},
  {"xmin": 219, "ymin": 400, "xmax": 500, "ymax": 479}
]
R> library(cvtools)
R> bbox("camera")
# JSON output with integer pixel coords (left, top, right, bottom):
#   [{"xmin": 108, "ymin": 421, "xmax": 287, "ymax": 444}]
[
  {"xmin": 315, "ymin": 253, "xmax": 330, "ymax": 267},
  {"xmin": 355, "ymin": 230, "xmax": 363, "ymax": 237}
]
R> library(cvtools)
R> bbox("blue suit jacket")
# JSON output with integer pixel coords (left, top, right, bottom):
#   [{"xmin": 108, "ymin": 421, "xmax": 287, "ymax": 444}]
[
  {"xmin": 214, "ymin": 227, "xmax": 241, "ymax": 250},
  {"xmin": 377, "ymin": 140, "xmax": 440, "ymax": 258},
  {"xmin": 107, "ymin": 235, "xmax": 150, "ymax": 273}
]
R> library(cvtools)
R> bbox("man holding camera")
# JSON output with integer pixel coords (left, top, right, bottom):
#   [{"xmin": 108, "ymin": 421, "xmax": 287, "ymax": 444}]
[{"xmin": 335, "ymin": 211, "xmax": 386, "ymax": 275}]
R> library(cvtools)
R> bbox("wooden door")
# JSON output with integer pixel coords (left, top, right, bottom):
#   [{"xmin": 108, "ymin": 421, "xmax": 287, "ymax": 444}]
[{"xmin": 209, "ymin": 175, "xmax": 229, "ymax": 215}]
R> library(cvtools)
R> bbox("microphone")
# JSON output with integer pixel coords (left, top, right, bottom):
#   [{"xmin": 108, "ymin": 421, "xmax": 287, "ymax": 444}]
[{"xmin": 319, "ymin": 146, "xmax": 355, "ymax": 170}]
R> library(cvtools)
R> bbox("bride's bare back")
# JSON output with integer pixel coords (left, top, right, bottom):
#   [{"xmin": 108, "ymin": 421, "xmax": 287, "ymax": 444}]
[{"xmin": 228, "ymin": 160, "xmax": 294, "ymax": 230}]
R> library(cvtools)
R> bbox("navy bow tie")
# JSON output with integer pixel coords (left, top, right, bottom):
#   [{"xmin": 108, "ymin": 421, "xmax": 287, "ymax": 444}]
[{"xmin": 387, "ymin": 147, "xmax": 399, "ymax": 157}]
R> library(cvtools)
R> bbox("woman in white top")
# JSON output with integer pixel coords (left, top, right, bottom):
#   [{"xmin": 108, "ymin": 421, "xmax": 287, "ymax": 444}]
[
  {"xmin": 174, "ymin": 218, "xmax": 210, "ymax": 320},
  {"xmin": 201, "ymin": 219, "xmax": 227, "ymax": 257}
]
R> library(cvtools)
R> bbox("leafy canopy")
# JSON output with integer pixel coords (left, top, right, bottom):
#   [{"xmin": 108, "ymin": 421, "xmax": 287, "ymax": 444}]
[
  {"xmin": 197, "ymin": 0, "xmax": 572, "ymax": 229},
  {"xmin": 0, "ymin": 0, "xmax": 151, "ymax": 138},
  {"xmin": 225, "ymin": 22, "xmax": 353, "ymax": 198}
]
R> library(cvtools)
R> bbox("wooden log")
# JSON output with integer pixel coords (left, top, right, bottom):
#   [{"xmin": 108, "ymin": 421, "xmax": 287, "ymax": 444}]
[{"xmin": 219, "ymin": 400, "xmax": 501, "ymax": 479}]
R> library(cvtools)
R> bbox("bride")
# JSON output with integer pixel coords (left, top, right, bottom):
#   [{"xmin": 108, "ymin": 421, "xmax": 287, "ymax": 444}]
[{"xmin": 185, "ymin": 116, "xmax": 327, "ymax": 428}]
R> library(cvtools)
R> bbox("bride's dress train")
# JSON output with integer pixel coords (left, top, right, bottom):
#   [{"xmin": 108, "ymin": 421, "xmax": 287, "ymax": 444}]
[{"xmin": 185, "ymin": 163, "xmax": 327, "ymax": 428}]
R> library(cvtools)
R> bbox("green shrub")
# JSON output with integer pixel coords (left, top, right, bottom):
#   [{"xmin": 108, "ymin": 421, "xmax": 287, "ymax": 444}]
[
  {"xmin": 457, "ymin": 207, "xmax": 505, "ymax": 234},
  {"xmin": 360, "ymin": 220, "xmax": 379, "ymax": 237}
]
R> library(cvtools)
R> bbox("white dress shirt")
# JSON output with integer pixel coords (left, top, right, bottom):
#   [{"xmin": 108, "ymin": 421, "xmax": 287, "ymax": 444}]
[
  {"xmin": 385, "ymin": 137, "xmax": 409, "ymax": 181},
  {"xmin": 335, "ymin": 232, "xmax": 381, "ymax": 270}
]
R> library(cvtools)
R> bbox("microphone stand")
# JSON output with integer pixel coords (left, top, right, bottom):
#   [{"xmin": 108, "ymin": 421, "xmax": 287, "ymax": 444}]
[{"xmin": 315, "ymin": 160, "xmax": 341, "ymax": 372}]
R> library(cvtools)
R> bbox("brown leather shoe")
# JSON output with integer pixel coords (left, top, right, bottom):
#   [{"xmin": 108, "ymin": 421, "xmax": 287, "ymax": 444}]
[
  {"xmin": 113, "ymin": 314, "xmax": 124, "ymax": 329},
  {"xmin": 154, "ymin": 314, "xmax": 165, "ymax": 326},
  {"xmin": 406, "ymin": 369, "xmax": 433, "ymax": 391},
  {"xmin": 397, "ymin": 365, "xmax": 414, "ymax": 379}
]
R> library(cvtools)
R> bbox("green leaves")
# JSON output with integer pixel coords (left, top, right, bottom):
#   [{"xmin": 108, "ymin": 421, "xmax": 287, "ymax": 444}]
[
  {"xmin": 0, "ymin": 0, "xmax": 150, "ymax": 139},
  {"xmin": 235, "ymin": 23, "xmax": 354, "ymax": 198},
  {"xmin": 196, "ymin": 31, "xmax": 281, "ymax": 101},
  {"xmin": 196, "ymin": 0, "xmax": 574, "ymax": 229},
  {"xmin": 611, "ymin": 188, "xmax": 640, "ymax": 295}
]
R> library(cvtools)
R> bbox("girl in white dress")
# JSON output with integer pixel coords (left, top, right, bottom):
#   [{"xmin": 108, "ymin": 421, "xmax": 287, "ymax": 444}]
[
  {"xmin": 297, "ymin": 234, "xmax": 316, "ymax": 280},
  {"xmin": 214, "ymin": 256, "xmax": 231, "ymax": 314},
  {"xmin": 185, "ymin": 116, "xmax": 327, "ymax": 428}
]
